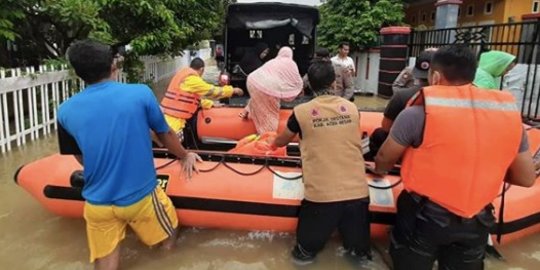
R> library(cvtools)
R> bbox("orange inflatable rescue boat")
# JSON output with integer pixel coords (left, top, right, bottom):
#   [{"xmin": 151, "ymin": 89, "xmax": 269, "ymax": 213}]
[{"xmin": 14, "ymin": 109, "xmax": 540, "ymax": 245}]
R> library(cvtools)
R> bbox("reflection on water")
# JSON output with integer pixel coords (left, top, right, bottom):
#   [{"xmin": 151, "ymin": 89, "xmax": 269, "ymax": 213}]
[{"xmin": 1, "ymin": 135, "xmax": 540, "ymax": 269}]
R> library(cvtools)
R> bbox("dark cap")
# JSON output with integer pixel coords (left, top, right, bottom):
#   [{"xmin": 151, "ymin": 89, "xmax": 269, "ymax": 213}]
[{"xmin": 413, "ymin": 50, "xmax": 436, "ymax": 79}]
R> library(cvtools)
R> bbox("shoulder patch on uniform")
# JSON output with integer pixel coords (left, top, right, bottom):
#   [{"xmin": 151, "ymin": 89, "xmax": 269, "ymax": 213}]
[
  {"xmin": 338, "ymin": 103, "xmax": 348, "ymax": 114},
  {"xmin": 311, "ymin": 108, "xmax": 320, "ymax": 118}
]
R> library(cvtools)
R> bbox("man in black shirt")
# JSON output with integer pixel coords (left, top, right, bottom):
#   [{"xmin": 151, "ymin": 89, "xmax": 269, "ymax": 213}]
[{"xmin": 368, "ymin": 49, "xmax": 436, "ymax": 159}]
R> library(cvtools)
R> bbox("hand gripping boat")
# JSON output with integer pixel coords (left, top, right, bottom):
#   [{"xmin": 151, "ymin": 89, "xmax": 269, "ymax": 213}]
[{"xmin": 14, "ymin": 109, "xmax": 540, "ymax": 245}]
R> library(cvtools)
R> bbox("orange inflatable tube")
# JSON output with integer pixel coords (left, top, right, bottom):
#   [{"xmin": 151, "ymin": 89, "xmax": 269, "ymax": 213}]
[
  {"xmin": 14, "ymin": 111, "xmax": 540, "ymax": 245},
  {"xmin": 195, "ymin": 107, "xmax": 383, "ymax": 142}
]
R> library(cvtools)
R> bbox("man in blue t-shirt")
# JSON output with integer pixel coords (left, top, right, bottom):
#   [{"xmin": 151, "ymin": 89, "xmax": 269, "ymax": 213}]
[{"xmin": 58, "ymin": 40, "xmax": 200, "ymax": 270}]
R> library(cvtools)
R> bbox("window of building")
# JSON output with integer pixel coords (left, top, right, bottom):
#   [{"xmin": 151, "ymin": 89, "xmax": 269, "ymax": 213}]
[
  {"xmin": 467, "ymin": 4, "xmax": 474, "ymax": 17},
  {"xmin": 412, "ymin": 15, "xmax": 417, "ymax": 23},
  {"xmin": 533, "ymin": 1, "xmax": 540, "ymax": 13},
  {"xmin": 422, "ymin": 12, "xmax": 427, "ymax": 22},
  {"xmin": 484, "ymin": 1, "xmax": 493, "ymax": 15},
  {"xmin": 431, "ymin": 11, "xmax": 435, "ymax": 21}
]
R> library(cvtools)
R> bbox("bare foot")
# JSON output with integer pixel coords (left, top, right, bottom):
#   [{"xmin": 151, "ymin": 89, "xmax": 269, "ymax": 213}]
[{"xmin": 239, "ymin": 110, "xmax": 249, "ymax": 119}]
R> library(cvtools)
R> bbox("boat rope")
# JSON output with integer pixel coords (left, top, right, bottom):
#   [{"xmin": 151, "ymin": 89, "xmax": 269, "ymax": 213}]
[
  {"xmin": 199, "ymin": 161, "xmax": 222, "ymax": 173},
  {"xmin": 368, "ymin": 179, "xmax": 402, "ymax": 190},
  {"xmin": 266, "ymin": 165, "xmax": 303, "ymax": 180},
  {"xmin": 154, "ymin": 155, "xmax": 401, "ymax": 189},
  {"xmin": 222, "ymin": 161, "xmax": 267, "ymax": 176}
]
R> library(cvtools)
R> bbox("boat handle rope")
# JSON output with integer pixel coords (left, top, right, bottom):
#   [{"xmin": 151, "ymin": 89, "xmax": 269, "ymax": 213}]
[
  {"xmin": 154, "ymin": 157, "xmax": 400, "ymax": 189},
  {"xmin": 199, "ymin": 161, "xmax": 222, "ymax": 173},
  {"xmin": 222, "ymin": 160, "xmax": 267, "ymax": 176},
  {"xmin": 368, "ymin": 179, "xmax": 402, "ymax": 190},
  {"xmin": 266, "ymin": 165, "xmax": 303, "ymax": 180}
]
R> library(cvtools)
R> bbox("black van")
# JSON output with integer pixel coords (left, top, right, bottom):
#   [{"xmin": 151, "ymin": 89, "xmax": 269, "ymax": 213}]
[{"xmin": 223, "ymin": 2, "xmax": 320, "ymax": 93}]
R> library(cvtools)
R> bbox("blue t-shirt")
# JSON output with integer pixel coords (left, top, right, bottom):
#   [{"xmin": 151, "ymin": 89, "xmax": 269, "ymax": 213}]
[{"xmin": 58, "ymin": 81, "xmax": 170, "ymax": 206}]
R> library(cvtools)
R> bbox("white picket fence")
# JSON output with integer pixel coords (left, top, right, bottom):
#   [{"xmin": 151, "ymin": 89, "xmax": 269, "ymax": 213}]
[{"xmin": 0, "ymin": 49, "xmax": 209, "ymax": 154}]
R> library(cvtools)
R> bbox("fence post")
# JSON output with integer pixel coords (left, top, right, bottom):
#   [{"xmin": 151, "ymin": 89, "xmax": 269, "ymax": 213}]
[{"xmin": 378, "ymin": 26, "xmax": 411, "ymax": 98}]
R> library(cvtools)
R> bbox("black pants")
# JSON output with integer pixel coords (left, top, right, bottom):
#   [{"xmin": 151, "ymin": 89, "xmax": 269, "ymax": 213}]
[
  {"xmin": 294, "ymin": 197, "xmax": 371, "ymax": 258},
  {"xmin": 390, "ymin": 191, "xmax": 496, "ymax": 270}
]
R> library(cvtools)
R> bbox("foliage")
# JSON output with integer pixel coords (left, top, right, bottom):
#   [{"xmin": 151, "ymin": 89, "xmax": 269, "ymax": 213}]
[
  {"xmin": 0, "ymin": 0, "xmax": 25, "ymax": 41},
  {"xmin": 3, "ymin": 0, "xmax": 230, "ymax": 81},
  {"xmin": 318, "ymin": 0, "xmax": 404, "ymax": 51}
]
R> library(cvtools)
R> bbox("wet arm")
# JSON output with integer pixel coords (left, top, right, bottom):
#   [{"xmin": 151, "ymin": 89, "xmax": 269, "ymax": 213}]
[
  {"xmin": 273, "ymin": 128, "xmax": 296, "ymax": 148},
  {"xmin": 505, "ymin": 151, "xmax": 536, "ymax": 187},
  {"xmin": 155, "ymin": 129, "xmax": 189, "ymax": 159},
  {"xmin": 183, "ymin": 76, "xmax": 234, "ymax": 100},
  {"xmin": 375, "ymin": 136, "xmax": 406, "ymax": 174},
  {"xmin": 505, "ymin": 131, "xmax": 536, "ymax": 187},
  {"xmin": 375, "ymin": 107, "xmax": 421, "ymax": 173}
]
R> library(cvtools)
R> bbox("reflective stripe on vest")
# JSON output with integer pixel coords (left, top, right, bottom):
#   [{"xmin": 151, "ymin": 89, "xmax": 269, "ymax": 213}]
[
  {"xmin": 160, "ymin": 68, "xmax": 201, "ymax": 120},
  {"xmin": 401, "ymin": 85, "xmax": 522, "ymax": 218},
  {"xmin": 424, "ymin": 97, "xmax": 519, "ymax": 111},
  {"xmin": 161, "ymin": 90, "xmax": 200, "ymax": 119}
]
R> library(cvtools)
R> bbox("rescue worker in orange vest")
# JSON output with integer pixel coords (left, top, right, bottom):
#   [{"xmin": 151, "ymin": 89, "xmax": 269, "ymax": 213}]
[
  {"xmin": 159, "ymin": 58, "xmax": 244, "ymax": 142},
  {"xmin": 272, "ymin": 59, "xmax": 371, "ymax": 266},
  {"xmin": 374, "ymin": 45, "xmax": 536, "ymax": 270}
]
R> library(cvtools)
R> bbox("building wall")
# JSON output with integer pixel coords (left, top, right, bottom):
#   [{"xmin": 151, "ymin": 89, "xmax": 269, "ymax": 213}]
[
  {"xmin": 405, "ymin": 0, "xmax": 536, "ymax": 28},
  {"xmin": 504, "ymin": 0, "xmax": 536, "ymax": 22}
]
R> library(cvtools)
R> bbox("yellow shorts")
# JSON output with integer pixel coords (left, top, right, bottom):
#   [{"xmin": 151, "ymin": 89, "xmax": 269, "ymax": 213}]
[{"xmin": 83, "ymin": 187, "xmax": 178, "ymax": 262}]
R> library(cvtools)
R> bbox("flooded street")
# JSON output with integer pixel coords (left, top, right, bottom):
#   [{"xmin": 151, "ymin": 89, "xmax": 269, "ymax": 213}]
[{"xmin": 0, "ymin": 134, "xmax": 539, "ymax": 269}]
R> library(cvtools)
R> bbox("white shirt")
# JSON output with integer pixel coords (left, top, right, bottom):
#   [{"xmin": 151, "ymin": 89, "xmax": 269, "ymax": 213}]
[{"xmin": 331, "ymin": 56, "xmax": 355, "ymax": 72}]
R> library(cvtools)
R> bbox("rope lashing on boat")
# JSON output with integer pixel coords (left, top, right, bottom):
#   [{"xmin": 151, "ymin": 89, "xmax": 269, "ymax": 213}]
[
  {"xmin": 368, "ymin": 179, "xmax": 403, "ymax": 190},
  {"xmin": 154, "ymin": 155, "xmax": 401, "ymax": 188},
  {"xmin": 222, "ymin": 160, "xmax": 267, "ymax": 176},
  {"xmin": 199, "ymin": 161, "xmax": 222, "ymax": 172},
  {"xmin": 266, "ymin": 165, "xmax": 303, "ymax": 180}
]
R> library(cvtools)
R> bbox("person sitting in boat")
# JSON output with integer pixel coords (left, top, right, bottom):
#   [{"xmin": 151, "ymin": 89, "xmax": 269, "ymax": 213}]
[
  {"xmin": 58, "ymin": 40, "xmax": 201, "ymax": 270},
  {"xmin": 272, "ymin": 59, "xmax": 371, "ymax": 265},
  {"xmin": 159, "ymin": 58, "xmax": 244, "ymax": 142},
  {"xmin": 367, "ymin": 49, "xmax": 436, "ymax": 160},
  {"xmin": 374, "ymin": 45, "xmax": 535, "ymax": 270},
  {"xmin": 239, "ymin": 46, "xmax": 303, "ymax": 134}
]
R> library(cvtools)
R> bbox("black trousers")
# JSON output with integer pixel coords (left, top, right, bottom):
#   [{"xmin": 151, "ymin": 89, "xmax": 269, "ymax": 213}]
[
  {"xmin": 295, "ymin": 197, "xmax": 371, "ymax": 258},
  {"xmin": 390, "ymin": 191, "xmax": 496, "ymax": 270}
]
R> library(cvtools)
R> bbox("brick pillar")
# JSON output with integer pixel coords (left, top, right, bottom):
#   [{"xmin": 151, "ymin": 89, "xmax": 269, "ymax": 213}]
[{"xmin": 378, "ymin": 26, "xmax": 411, "ymax": 98}]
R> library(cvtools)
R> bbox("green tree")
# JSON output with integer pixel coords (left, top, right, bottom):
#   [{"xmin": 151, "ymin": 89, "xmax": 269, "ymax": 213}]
[
  {"xmin": 5, "ymin": 0, "xmax": 226, "ymax": 64},
  {"xmin": 318, "ymin": 0, "xmax": 404, "ymax": 51},
  {"xmin": 0, "ymin": 0, "xmax": 25, "ymax": 41}
]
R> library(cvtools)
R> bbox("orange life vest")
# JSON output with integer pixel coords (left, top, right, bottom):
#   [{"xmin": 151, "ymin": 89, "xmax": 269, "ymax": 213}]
[
  {"xmin": 160, "ymin": 68, "xmax": 201, "ymax": 119},
  {"xmin": 402, "ymin": 84, "xmax": 522, "ymax": 218}
]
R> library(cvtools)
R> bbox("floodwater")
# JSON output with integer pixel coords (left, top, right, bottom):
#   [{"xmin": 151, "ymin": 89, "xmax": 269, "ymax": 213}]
[
  {"xmin": 1, "ymin": 135, "xmax": 540, "ymax": 270},
  {"xmin": 2, "ymin": 65, "xmax": 540, "ymax": 269}
]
